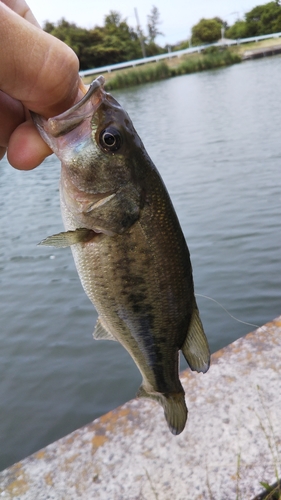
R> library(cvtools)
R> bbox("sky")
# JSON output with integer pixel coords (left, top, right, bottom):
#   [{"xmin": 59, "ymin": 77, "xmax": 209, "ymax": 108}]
[{"xmin": 27, "ymin": 0, "xmax": 268, "ymax": 45}]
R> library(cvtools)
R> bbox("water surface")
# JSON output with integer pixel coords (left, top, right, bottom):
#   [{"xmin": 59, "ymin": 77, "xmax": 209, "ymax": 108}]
[{"xmin": 0, "ymin": 56, "xmax": 280, "ymax": 470}]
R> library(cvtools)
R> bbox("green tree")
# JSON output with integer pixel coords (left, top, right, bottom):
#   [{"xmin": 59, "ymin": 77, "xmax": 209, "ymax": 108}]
[
  {"xmin": 43, "ymin": 10, "xmax": 166, "ymax": 69},
  {"xmin": 44, "ymin": 13, "xmax": 143, "ymax": 69},
  {"xmin": 147, "ymin": 6, "xmax": 163, "ymax": 42},
  {"xmin": 226, "ymin": 20, "xmax": 248, "ymax": 39},
  {"xmin": 246, "ymin": 1, "xmax": 281, "ymax": 34},
  {"xmin": 226, "ymin": 2, "xmax": 281, "ymax": 39},
  {"xmin": 101, "ymin": 10, "xmax": 142, "ymax": 63},
  {"xmin": 44, "ymin": 18, "xmax": 99, "ymax": 69},
  {"xmin": 191, "ymin": 18, "xmax": 223, "ymax": 45},
  {"xmin": 145, "ymin": 6, "xmax": 165, "ymax": 56},
  {"xmin": 104, "ymin": 11, "xmax": 122, "ymax": 27}
]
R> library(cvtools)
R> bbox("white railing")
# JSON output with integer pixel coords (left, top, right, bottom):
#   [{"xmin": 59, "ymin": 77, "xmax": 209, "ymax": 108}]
[{"xmin": 79, "ymin": 31, "xmax": 281, "ymax": 77}]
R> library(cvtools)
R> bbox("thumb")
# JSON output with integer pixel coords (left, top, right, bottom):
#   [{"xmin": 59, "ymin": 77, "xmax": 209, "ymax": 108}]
[{"xmin": 0, "ymin": 3, "xmax": 80, "ymax": 117}]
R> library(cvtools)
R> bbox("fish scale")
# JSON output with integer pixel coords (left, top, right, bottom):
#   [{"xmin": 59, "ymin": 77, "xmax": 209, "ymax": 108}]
[{"xmin": 32, "ymin": 76, "xmax": 210, "ymax": 435}]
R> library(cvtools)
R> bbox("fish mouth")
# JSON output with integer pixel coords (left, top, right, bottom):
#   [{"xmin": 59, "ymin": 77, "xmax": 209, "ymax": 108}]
[
  {"xmin": 46, "ymin": 76, "xmax": 106, "ymax": 138},
  {"xmin": 31, "ymin": 76, "xmax": 106, "ymax": 158}
]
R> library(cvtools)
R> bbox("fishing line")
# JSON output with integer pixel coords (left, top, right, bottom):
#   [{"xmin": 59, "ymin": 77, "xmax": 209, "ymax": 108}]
[{"xmin": 195, "ymin": 294, "xmax": 260, "ymax": 329}]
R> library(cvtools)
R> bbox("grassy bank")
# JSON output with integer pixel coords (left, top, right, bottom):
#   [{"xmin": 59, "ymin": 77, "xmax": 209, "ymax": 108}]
[
  {"xmin": 82, "ymin": 38, "xmax": 281, "ymax": 90},
  {"xmin": 103, "ymin": 48, "xmax": 241, "ymax": 90}
]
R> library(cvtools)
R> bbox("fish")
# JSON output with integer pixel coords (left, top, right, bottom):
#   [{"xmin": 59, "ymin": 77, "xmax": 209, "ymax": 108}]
[{"xmin": 32, "ymin": 75, "xmax": 210, "ymax": 435}]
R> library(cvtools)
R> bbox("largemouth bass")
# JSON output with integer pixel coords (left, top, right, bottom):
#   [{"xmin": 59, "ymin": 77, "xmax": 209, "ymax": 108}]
[{"xmin": 32, "ymin": 76, "xmax": 210, "ymax": 435}]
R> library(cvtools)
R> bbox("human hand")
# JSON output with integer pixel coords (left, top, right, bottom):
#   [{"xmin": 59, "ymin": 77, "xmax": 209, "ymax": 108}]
[{"xmin": 0, "ymin": 0, "xmax": 82, "ymax": 169}]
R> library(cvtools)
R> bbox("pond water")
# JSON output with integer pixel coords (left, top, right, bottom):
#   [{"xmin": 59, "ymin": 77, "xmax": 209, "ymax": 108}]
[{"xmin": 0, "ymin": 55, "xmax": 280, "ymax": 470}]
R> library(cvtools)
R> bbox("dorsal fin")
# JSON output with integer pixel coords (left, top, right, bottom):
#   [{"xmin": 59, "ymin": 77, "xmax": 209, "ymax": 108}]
[
  {"xmin": 93, "ymin": 317, "xmax": 117, "ymax": 341},
  {"xmin": 181, "ymin": 307, "xmax": 210, "ymax": 373}
]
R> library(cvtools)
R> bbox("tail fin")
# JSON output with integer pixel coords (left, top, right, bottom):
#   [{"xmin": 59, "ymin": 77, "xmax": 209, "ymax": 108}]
[
  {"xmin": 137, "ymin": 386, "xmax": 188, "ymax": 435},
  {"xmin": 181, "ymin": 307, "xmax": 210, "ymax": 373}
]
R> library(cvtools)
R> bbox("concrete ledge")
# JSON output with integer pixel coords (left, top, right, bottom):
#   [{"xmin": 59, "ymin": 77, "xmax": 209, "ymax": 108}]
[
  {"xmin": 1, "ymin": 316, "xmax": 281, "ymax": 499},
  {"xmin": 243, "ymin": 43, "xmax": 281, "ymax": 60}
]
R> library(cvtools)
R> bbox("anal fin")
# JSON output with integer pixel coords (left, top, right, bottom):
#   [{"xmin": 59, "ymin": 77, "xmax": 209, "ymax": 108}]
[
  {"xmin": 181, "ymin": 307, "xmax": 210, "ymax": 373},
  {"xmin": 93, "ymin": 317, "xmax": 117, "ymax": 341}
]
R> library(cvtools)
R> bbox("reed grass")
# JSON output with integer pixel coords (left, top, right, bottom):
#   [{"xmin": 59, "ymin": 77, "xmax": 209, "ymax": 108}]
[
  {"xmin": 105, "ymin": 61, "xmax": 170, "ymax": 90},
  {"xmin": 175, "ymin": 48, "xmax": 241, "ymax": 76},
  {"xmin": 105, "ymin": 48, "xmax": 241, "ymax": 90}
]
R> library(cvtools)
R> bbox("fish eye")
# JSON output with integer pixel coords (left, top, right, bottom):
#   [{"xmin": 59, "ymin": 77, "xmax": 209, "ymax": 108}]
[{"xmin": 99, "ymin": 127, "xmax": 122, "ymax": 152}]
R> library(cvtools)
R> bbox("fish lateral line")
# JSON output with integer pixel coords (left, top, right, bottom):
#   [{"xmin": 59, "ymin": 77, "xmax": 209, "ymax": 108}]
[{"xmin": 195, "ymin": 294, "xmax": 260, "ymax": 329}]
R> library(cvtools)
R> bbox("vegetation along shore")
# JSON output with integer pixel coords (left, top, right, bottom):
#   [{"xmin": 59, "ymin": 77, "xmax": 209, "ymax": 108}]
[
  {"xmin": 81, "ymin": 37, "xmax": 281, "ymax": 90},
  {"xmin": 97, "ymin": 47, "xmax": 241, "ymax": 90},
  {"xmin": 43, "ymin": 1, "xmax": 281, "ymax": 90}
]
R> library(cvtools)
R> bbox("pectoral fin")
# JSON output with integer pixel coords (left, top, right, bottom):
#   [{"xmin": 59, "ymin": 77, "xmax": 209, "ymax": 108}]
[
  {"xmin": 181, "ymin": 307, "xmax": 210, "ymax": 373},
  {"xmin": 86, "ymin": 185, "xmax": 141, "ymax": 235},
  {"xmin": 93, "ymin": 317, "xmax": 117, "ymax": 341},
  {"xmin": 38, "ymin": 228, "xmax": 98, "ymax": 248}
]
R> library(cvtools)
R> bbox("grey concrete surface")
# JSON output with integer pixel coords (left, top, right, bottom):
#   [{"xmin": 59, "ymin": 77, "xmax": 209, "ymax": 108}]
[{"xmin": 1, "ymin": 316, "xmax": 281, "ymax": 500}]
